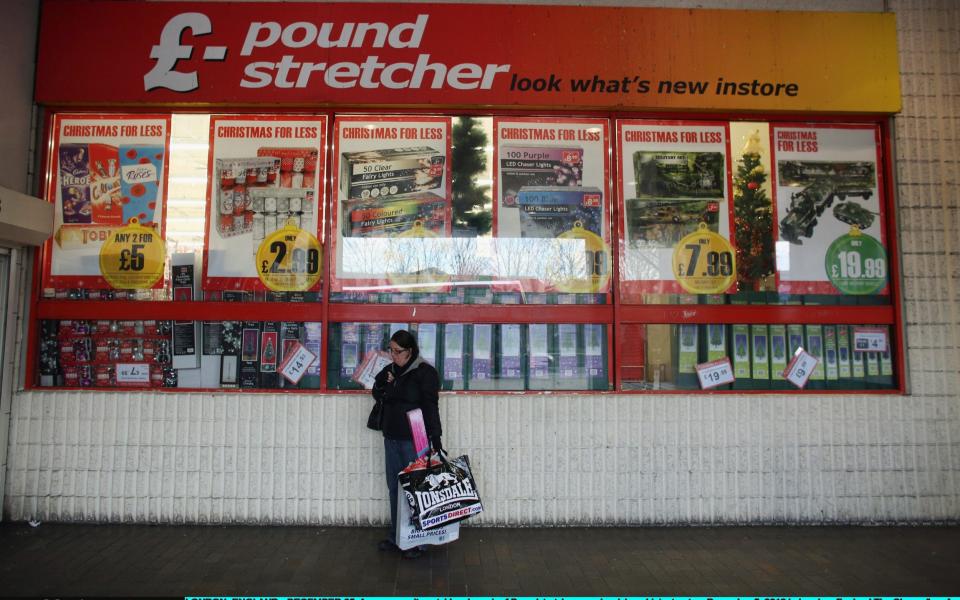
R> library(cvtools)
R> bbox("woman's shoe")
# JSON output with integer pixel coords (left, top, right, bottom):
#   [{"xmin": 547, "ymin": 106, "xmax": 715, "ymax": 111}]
[{"xmin": 378, "ymin": 539, "xmax": 399, "ymax": 552}]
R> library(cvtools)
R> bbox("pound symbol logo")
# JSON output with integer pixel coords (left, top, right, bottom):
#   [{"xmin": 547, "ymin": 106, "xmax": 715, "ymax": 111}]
[{"xmin": 144, "ymin": 13, "xmax": 227, "ymax": 92}]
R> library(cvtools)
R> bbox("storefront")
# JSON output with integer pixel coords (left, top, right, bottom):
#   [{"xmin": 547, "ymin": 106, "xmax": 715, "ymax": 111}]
[{"xmin": 3, "ymin": 0, "xmax": 958, "ymax": 525}]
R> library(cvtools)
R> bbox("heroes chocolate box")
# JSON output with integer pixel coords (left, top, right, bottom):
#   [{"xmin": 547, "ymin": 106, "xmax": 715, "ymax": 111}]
[
  {"xmin": 499, "ymin": 146, "xmax": 583, "ymax": 207},
  {"xmin": 340, "ymin": 146, "xmax": 445, "ymax": 201}
]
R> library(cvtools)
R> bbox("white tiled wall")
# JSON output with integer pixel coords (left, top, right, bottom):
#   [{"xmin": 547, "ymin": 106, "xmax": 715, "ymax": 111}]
[{"xmin": 4, "ymin": 0, "xmax": 959, "ymax": 524}]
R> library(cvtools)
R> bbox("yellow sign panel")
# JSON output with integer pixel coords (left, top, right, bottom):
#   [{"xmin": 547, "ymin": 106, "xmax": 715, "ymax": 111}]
[
  {"xmin": 671, "ymin": 223, "xmax": 736, "ymax": 294},
  {"xmin": 256, "ymin": 220, "xmax": 322, "ymax": 292},
  {"xmin": 98, "ymin": 219, "xmax": 165, "ymax": 289},
  {"xmin": 553, "ymin": 222, "xmax": 611, "ymax": 294}
]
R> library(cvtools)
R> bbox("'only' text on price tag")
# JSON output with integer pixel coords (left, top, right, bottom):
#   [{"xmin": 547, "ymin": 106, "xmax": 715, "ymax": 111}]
[
  {"xmin": 853, "ymin": 326, "xmax": 888, "ymax": 353},
  {"xmin": 782, "ymin": 347, "xmax": 819, "ymax": 389},
  {"xmin": 278, "ymin": 341, "xmax": 318, "ymax": 385},
  {"xmin": 695, "ymin": 357, "xmax": 735, "ymax": 389}
]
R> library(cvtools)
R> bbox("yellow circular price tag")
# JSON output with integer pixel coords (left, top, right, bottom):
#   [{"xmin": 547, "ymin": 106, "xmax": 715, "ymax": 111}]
[
  {"xmin": 552, "ymin": 222, "xmax": 611, "ymax": 293},
  {"xmin": 671, "ymin": 223, "xmax": 736, "ymax": 294},
  {"xmin": 98, "ymin": 219, "xmax": 165, "ymax": 289},
  {"xmin": 256, "ymin": 219, "xmax": 322, "ymax": 292}
]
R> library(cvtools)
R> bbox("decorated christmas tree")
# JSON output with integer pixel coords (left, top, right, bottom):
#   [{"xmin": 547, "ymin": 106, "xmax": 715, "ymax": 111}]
[
  {"xmin": 733, "ymin": 130, "xmax": 775, "ymax": 290},
  {"xmin": 451, "ymin": 117, "xmax": 491, "ymax": 235}
]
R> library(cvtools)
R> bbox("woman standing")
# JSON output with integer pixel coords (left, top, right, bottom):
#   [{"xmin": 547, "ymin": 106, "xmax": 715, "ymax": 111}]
[{"xmin": 372, "ymin": 329, "xmax": 442, "ymax": 559}]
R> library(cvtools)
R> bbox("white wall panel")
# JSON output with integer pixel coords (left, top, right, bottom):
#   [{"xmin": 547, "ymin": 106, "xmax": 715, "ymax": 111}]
[{"xmin": 5, "ymin": 390, "xmax": 959, "ymax": 524}]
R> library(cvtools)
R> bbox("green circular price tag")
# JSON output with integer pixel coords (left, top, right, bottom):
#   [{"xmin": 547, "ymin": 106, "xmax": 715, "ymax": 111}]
[{"xmin": 825, "ymin": 229, "xmax": 887, "ymax": 294}]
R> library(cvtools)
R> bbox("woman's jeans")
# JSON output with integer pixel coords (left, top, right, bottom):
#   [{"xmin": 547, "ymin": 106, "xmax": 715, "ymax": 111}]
[{"xmin": 384, "ymin": 437, "xmax": 418, "ymax": 544}]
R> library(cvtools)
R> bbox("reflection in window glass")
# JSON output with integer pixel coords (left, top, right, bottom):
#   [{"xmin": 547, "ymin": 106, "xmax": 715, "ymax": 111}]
[{"xmin": 330, "ymin": 115, "xmax": 609, "ymax": 305}]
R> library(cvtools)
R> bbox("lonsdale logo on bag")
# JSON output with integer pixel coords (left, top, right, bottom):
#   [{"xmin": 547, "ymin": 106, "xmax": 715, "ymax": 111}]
[{"xmin": 414, "ymin": 478, "xmax": 478, "ymax": 513}]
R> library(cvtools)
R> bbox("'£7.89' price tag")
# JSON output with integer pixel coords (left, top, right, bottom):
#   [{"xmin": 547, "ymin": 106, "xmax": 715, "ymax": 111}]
[
  {"xmin": 695, "ymin": 357, "xmax": 735, "ymax": 389},
  {"xmin": 782, "ymin": 347, "xmax": 819, "ymax": 389}
]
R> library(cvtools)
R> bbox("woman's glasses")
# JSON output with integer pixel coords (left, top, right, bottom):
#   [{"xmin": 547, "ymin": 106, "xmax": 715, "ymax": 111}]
[{"xmin": 388, "ymin": 346, "xmax": 410, "ymax": 355}]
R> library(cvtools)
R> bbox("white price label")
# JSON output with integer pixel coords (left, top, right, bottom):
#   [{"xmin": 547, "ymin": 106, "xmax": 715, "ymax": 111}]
[
  {"xmin": 116, "ymin": 363, "xmax": 150, "ymax": 383},
  {"xmin": 695, "ymin": 357, "xmax": 735, "ymax": 389},
  {"xmin": 782, "ymin": 347, "xmax": 819, "ymax": 389},
  {"xmin": 278, "ymin": 342, "xmax": 318, "ymax": 385},
  {"xmin": 852, "ymin": 327, "xmax": 888, "ymax": 353}
]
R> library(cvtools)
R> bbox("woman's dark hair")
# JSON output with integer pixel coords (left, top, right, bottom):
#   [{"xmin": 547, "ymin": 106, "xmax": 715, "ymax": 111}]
[{"xmin": 390, "ymin": 329, "xmax": 419, "ymax": 361}]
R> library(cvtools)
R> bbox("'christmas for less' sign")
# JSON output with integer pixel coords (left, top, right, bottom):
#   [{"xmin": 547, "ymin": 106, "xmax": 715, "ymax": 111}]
[{"xmin": 617, "ymin": 120, "xmax": 732, "ymax": 296}]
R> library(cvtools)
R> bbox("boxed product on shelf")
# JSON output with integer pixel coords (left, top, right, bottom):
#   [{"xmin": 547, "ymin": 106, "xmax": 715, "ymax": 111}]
[
  {"xmin": 499, "ymin": 146, "xmax": 583, "ymax": 207},
  {"xmin": 118, "ymin": 144, "xmax": 164, "ymax": 225},
  {"xmin": 468, "ymin": 324, "xmax": 495, "ymax": 390},
  {"xmin": 632, "ymin": 151, "xmax": 725, "ymax": 199},
  {"xmin": 516, "ymin": 186, "xmax": 603, "ymax": 239},
  {"xmin": 340, "ymin": 146, "xmax": 445, "ymax": 201},
  {"xmin": 625, "ymin": 198, "xmax": 720, "ymax": 247},
  {"xmin": 59, "ymin": 143, "xmax": 92, "ymax": 224},
  {"xmin": 214, "ymin": 157, "xmax": 281, "ymax": 238},
  {"xmin": 257, "ymin": 147, "xmax": 318, "ymax": 189},
  {"xmin": 341, "ymin": 191, "xmax": 447, "ymax": 237}
]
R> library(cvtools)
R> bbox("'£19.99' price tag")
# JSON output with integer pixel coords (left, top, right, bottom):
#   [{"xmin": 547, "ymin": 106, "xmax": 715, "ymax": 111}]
[
  {"xmin": 695, "ymin": 357, "xmax": 735, "ymax": 389},
  {"xmin": 782, "ymin": 347, "xmax": 819, "ymax": 389}
]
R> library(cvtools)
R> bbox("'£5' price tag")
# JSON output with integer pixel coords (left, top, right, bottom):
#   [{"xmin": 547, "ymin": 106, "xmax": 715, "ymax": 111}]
[{"xmin": 782, "ymin": 347, "xmax": 819, "ymax": 389}]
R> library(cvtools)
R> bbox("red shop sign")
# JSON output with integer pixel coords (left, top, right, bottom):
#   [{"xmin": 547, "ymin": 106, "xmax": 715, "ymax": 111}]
[{"xmin": 36, "ymin": 0, "xmax": 901, "ymax": 112}]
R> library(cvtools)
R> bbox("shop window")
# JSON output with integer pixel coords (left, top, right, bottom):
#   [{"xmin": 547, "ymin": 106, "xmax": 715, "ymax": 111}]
[
  {"xmin": 32, "ymin": 110, "xmax": 901, "ymax": 393},
  {"xmin": 329, "ymin": 116, "xmax": 610, "ymax": 306},
  {"xmin": 327, "ymin": 322, "xmax": 610, "ymax": 392},
  {"xmin": 619, "ymin": 322, "xmax": 896, "ymax": 391}
]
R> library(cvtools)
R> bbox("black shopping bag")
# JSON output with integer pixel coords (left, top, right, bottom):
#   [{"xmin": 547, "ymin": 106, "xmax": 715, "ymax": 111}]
[{"xmin": 398, "ymin": 452, "xmax": 483, "ymax": 530}]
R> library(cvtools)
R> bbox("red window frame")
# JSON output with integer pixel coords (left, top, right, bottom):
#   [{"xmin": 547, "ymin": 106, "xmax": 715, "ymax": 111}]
[{"xmin": 27, "ymin": 107, "xmax": 904, "ymax": 394}]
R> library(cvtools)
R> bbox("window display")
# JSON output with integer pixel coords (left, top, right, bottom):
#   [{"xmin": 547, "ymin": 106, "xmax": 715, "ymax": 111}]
[
  {"xmin": 203, "ymin": 115, "xmax": 327, "ymax": 293},
  {"xmin": 620, "ymin": 320, "xmax": 896, "ymax": 391},
  {"xmin": 771, "ymin": 124, "xmax": 887, "ymax": 296},
  {"xmin": 326, "ymin": 322, "xmax": 610, "ymax": 392},
  {"xmin": 43, "ymin": 114, "xmax": 170, "ymax": 291},
  {"xmin": 494, "ymin": 117, "xmax": 611, "ymax": 297},
  {"xmin": 618, "ymin": 120, "xmax": 732, "ymax": 298},
  {"xmin": 331, "ymin": 116, "xmax": 452, "ymax": 294},
  {"xmin": 33, "ymin": 112, "xmax": 901, "ymax": 393}
]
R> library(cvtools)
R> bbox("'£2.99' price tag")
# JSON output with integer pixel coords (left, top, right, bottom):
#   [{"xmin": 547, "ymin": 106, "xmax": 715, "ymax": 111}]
[
  {"xmin": 782, "ymin": 347, "xmax": 819, "ymax": 389},
  {"xmin": 256, "ymin": 219, "xmax": 322, "ymax": 292},
  {"xmin": 695, "ymin": 357, "xmax": 735, "ymax": 389}
]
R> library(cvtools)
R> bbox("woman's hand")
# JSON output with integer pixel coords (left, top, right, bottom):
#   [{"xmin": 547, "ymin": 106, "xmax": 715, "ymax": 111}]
[{"xmin": 386, "ymin": 370, "xmax": 394, "ymax": 383}]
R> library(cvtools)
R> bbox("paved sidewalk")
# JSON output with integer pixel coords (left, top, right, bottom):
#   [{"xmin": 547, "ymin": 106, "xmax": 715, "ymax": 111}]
[{"xmin": 1, "ymin": 523, "xmax": 959, "ymax": 597}]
